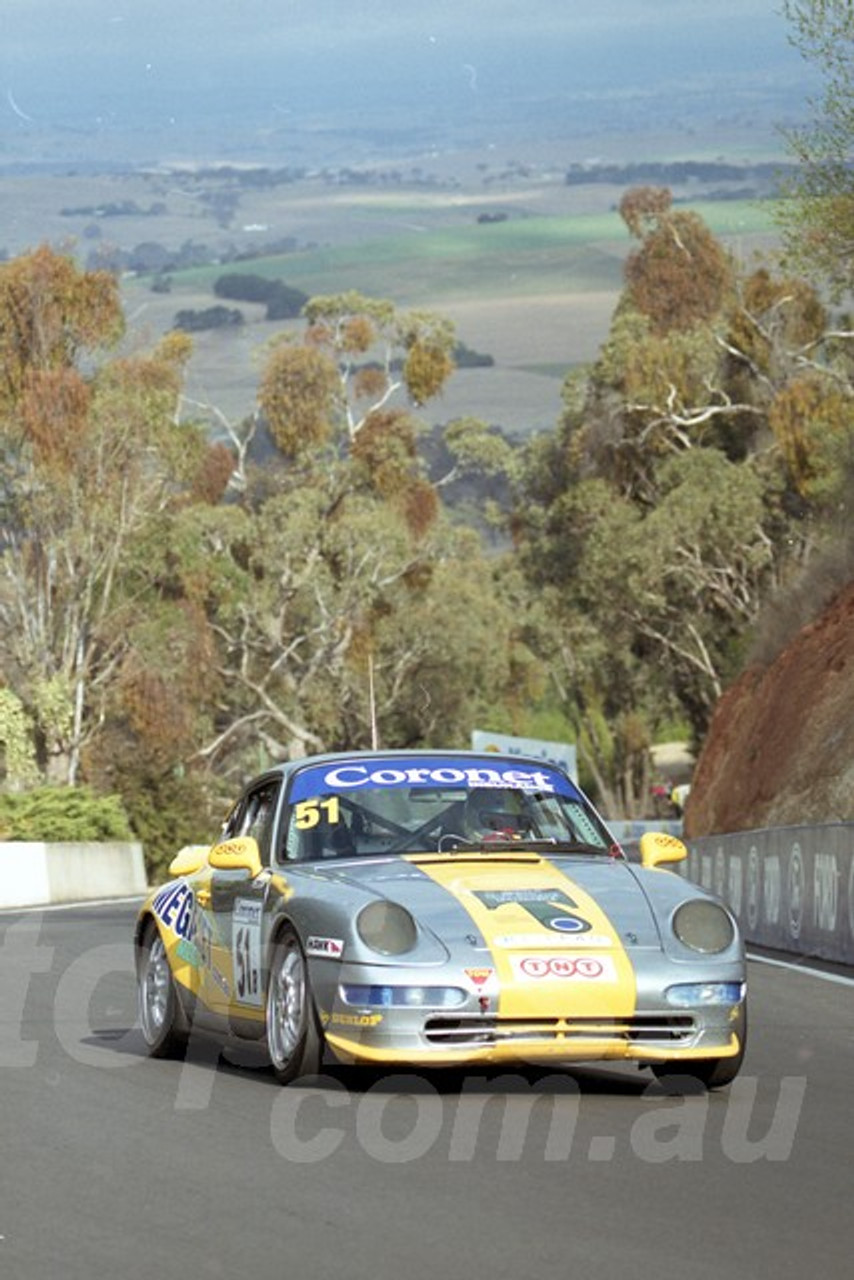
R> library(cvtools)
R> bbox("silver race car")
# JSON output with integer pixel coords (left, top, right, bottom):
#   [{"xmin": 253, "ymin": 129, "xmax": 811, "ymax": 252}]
[{"xmin": 135, "ymin": 750, "xmax": 746, "ymax": 1087}]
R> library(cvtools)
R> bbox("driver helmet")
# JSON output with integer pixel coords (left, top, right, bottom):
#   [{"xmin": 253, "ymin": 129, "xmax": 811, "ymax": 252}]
[{"xmin": 462, "ymin": 787, "xmax": 525, "ymax": 840}]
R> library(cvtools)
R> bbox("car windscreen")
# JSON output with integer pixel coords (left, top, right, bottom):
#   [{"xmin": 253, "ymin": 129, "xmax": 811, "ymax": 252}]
[{"xmin": 280, "ymin": 756, "xmax": 613, "ymax": 861}]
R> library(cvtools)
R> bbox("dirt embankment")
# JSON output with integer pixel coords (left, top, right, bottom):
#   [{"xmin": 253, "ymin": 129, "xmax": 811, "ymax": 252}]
[{"xmin": 684, "ymin": 581, "xmax": 854, "ymax": 836}]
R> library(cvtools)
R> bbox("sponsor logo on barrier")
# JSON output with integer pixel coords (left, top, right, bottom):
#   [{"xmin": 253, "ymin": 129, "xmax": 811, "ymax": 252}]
[
  {"xmin": 701, "ymin": 854, "xmax": 712, "ymax": 891},
  {"xmin": 788, "ymin": 844, "xmax": 804, "ymax": 941},
  {"xmin": 728, "ymin": 855, "xmax": 743, "ymax": 917},
  {"xmin": 688, "ymin": 831, "xmax": 854, "ymax": 964},
  {"xmin": 747, "ymin": 847, "xmax": 760, "ymax": 931},
  {"xmin": 814, "ymin": 853, "xmax": 838, "ymax": 932},
  {"xmin": 764, "ymin": 856, "xmax": 781, "ymax": 927}
]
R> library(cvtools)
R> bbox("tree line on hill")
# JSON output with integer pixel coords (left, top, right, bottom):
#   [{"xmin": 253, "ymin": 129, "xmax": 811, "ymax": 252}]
[
  {"xmin": 84, "ymin": 235, "xmax": 301, "ymax": 279},
  {"xmin": 565, "ymin": 159, "xmax": 796, "ymax": 196}
]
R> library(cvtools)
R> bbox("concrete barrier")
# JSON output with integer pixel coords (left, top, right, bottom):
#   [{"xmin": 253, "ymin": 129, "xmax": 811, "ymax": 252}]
[
  {"xmin": 683, "ymin": 825, "xmax": 854, "ymax": 966},
  {"xmin": 0, "ymin": 841, "xmax": 148, "ymax": 908}
]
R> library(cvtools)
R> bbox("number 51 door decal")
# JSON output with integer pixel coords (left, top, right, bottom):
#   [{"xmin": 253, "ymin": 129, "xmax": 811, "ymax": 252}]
[{"xmin": 233, "ymin": 898, "xmax": 263, "ymax": 1006}]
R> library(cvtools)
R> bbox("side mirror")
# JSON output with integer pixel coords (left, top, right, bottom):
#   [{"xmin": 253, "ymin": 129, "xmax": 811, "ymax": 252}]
[
  {"xmin": 168, "ymin": 845, "xmax": 209, "ymax": 877},
  {"xmin": 209, "ymin": 835, "xmax": 263, "ymax": 878},
  {"xmin": 639, "ymin": 830, "xmax": 688, "ymax": 870}
]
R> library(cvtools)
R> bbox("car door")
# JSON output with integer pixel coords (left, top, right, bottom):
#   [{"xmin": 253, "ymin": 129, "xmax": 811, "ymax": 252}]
[{"xmin": 199, "ymin": 779, "xmax": 282, "ymax": 1021}]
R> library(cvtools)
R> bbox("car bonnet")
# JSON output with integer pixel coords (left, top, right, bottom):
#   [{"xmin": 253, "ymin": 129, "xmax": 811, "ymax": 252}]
[{"xmin": 294, "ymin": 852, "xmax": 662, "ymax": 952}]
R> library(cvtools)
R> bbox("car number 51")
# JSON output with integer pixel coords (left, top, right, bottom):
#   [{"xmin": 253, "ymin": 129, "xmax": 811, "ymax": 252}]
[{"xmin": 233, "ymin": 899, "xmax": 263, "ymax": 1006}]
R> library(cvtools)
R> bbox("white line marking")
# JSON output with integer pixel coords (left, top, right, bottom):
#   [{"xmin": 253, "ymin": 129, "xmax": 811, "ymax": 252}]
[
  {"xmin": 748, "ymin": 950, "xmax": 854, "ymax": 987},
  {"xmin": 0, "ymin": 895, "xmax": 147, "ymax": 916}
]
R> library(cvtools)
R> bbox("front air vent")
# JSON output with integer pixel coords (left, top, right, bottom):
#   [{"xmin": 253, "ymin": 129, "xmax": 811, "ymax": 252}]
[{"xmin": 423, "ymin": 1013, "xmax": 696, "ymax": 1047}]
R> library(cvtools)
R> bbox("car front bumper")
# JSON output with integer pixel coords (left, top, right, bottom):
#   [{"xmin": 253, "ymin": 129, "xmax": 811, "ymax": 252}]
[{"xmin": 314, "ymin": 957, "xmax": 746, "ymax": 1068}]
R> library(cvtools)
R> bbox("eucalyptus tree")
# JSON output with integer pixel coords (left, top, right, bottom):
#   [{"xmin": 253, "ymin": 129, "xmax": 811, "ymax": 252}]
[
  {"xmin": 512, "ymin": 189, "xmax": 854, "ymax": 801},
  {"xmin": 778, "ymin": 0, "xmax": 854, "ymax": 296},
  {"xmin": 189, "ymin": 438, "xmax": 532, "ymax": 785},
  {"xmin": 0, "ymin": 247, "xmax": 223, "ymax": 787},
  {"xmin": 259, "ymin": 290, "xmax": 456, "ymax": 454}
]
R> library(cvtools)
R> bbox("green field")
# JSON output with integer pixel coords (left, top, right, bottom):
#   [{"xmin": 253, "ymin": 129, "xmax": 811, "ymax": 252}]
[
  {"xmin": 685, "ymin": 201, "xmax": 780, "ymax": 235},
  {"xmin": 161, "ymin": 198, "xmax": 778, "ymax": 309},
  {"xmin": 167, "ymin": 215, "xmax": 628, "ymax": 304}
]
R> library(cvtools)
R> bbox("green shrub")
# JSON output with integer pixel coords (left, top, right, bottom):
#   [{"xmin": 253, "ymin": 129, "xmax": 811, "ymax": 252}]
[
  {"xmin": 0, "ymin": 786, "xmax": 133, "ymax": 842},
  {"xmin": 213, "ymin": 273, "xmax": 308, "ymax": 318},
  {"xmin": 172, "ymin": 305, "xmax": 244, "ymax": 332},
  {"xmin": 117, "ymin": 771, "xmax": 217, "ymax": 881}
]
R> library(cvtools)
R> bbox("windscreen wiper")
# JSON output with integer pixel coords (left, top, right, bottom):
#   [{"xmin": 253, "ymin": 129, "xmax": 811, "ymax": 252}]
[{"xmin": 437, "ymin": 836, "xmax": 611, "ymax": 855}]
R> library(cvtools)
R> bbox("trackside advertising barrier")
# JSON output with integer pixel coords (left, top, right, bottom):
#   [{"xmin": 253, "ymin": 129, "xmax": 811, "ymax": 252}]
[{"xmin": 683, "ymin": 825, "xmax": 854, "ymax": 966}]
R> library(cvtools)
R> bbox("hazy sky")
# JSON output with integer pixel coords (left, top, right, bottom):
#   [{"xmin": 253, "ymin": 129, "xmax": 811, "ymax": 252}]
[{"xmin": 1, "ymin": 1, "xmax": 813, "ymax": 147}]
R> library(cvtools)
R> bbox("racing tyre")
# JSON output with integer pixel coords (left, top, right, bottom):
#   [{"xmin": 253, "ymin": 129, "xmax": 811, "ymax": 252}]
[
  {"xmin": 652, "ymin": 1003, "xmax": 747, "ymax": 1091},
  {"xmin": 265, "ymin": 927, "xmax": 323, "ymax": 1085},
  {"xmin": 138, "ymin": 920, "xmax": 188, "ymax": 1058}
]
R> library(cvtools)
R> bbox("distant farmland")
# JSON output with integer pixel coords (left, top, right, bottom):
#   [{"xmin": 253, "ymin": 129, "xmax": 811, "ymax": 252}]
[
  {"xmin": 156, "ymin": 213, "xmax": 627, "ymax": 304},
  {"xmin": 151, "ymin": 197, "xmax": 777, "ymax": 302},
  {"xmin": 122, "ymin": 196, "xmax": 780, "ymax": 433}
]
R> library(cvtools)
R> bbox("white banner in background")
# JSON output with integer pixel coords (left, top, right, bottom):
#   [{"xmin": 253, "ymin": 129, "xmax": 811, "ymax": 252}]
[{"xmin": 471, "ymin": 730, "xmax": 577, "ymax": 783}]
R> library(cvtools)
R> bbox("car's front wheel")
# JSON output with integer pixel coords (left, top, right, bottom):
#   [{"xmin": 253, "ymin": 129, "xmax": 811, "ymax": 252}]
[
  {"xmin": 138, "ymin": 920, "xmax": 187, "ymax": 1058},
  {"xmin": 265, "ymin": 927, "xmax": 323, "ymax": 1084}
]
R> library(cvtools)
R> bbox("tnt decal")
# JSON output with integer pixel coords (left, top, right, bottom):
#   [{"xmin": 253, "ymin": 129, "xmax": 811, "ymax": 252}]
[
  {"xmin": 513, "ymin": 955, "xmax": 616, "ymax": 981},
  {"xmin": 473, "ymin": 888, "xmax": 591, "ymax": 935},
  {"xmin": 152, "ymin": 881, "xmax": 196, "ymax": 941}
]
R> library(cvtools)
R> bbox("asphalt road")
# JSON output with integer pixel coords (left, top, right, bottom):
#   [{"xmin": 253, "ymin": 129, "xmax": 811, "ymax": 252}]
[{"xmin": 1, "ymin": 901, "xmax": 852, "ymax": 1280}]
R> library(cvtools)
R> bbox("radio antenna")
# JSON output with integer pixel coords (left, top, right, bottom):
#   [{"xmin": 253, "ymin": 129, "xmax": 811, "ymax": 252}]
[{"xmin": 368, "ymin": 652, "xmax": 379, "ymax": 749}]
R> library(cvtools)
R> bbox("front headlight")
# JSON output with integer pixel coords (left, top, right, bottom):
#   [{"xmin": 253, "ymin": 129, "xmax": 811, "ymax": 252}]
[
  {"xmin": 672, "ymin": 900, "xmax": 735, "ymax": 954},
  {"xmin": 666, "ymin": 982, "xmax": 745, "ymax": 1008},
  {"xmin": 356, "ymin": 901, "xmax": 418, "ymax": 956},
  {"xmin": 341, "ymin": 984, "xmax": 467, "ymax": 1008}
]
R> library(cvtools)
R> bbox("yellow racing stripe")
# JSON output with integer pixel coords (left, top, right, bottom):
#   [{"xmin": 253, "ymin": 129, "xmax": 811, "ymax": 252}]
[{"xmin": 406, "ymin": 855, "xmax": 637, "ymax": 1020}]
